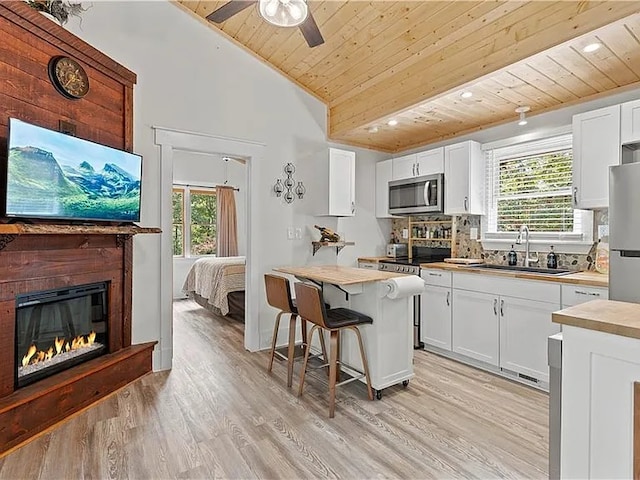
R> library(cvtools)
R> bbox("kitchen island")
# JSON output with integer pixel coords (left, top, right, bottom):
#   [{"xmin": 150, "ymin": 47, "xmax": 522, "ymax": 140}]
[
  {"xmin": 274, "ymin": 265, "xmax": 416, "ymax": 397},
  {"xmin": 553, "ymin": 300, "xmax": 640, "ymax": 479}
]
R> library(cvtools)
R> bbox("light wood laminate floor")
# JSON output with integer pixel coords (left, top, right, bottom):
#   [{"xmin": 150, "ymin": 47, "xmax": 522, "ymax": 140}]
[{"xmin": 0, "ymin": 299, "xmax": 549, "ymax": 479}]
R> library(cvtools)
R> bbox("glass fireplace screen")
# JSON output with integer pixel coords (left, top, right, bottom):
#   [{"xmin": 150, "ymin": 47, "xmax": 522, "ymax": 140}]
[{"xmin": 15, "ymin": 282, "xmax": 108, "ymax": 388}]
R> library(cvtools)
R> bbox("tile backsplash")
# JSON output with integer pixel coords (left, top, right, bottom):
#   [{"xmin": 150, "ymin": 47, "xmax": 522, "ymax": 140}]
[{"xmin": 391, "ymin": 209, "xmax": 608, "ymax": 272}]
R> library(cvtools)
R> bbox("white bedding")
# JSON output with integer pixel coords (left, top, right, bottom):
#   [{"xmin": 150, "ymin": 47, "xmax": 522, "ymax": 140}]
[{"xmin": 182, "ymin": 256, "xmax": 245, "ymax": 316}]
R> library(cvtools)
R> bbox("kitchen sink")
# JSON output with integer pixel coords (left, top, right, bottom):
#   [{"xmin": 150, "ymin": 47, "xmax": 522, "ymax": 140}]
[{"xmin": 463, "ymin": 264, "xmax": 574, "ymax": 275}]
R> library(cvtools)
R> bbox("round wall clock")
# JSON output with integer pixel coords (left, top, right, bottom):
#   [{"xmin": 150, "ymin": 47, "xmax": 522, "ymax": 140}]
[{"xmin": 48, "ymin": 56, "xmax": 90, "ymax": 100}]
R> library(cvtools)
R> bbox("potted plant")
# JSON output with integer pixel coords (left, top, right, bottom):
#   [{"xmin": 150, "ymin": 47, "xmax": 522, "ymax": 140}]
[{"xmin": 26, "ymin": 0, "xmax": 86, "ymax": 26}]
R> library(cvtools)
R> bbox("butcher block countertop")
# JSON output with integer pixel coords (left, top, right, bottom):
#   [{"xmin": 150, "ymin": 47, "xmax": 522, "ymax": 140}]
[
  {"xmin": 421, "ymin": 262, "xmax": 608, "ymax": 287},
  {"xmin": 553, "ymin": 300, "xmax": 640, "ymax": 340},
  {"xmin": 274, "ymin": 265, "xmax": 407, "ymax": 285}
]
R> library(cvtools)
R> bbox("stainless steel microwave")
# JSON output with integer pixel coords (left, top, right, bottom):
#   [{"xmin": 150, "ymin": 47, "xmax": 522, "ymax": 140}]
[{"xmin": 388, "ymin": 173, "xmax": 444, "ymax": 215}]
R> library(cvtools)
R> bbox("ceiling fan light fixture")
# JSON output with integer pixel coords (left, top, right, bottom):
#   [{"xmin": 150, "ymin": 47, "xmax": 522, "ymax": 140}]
[{"xmin": 259, "ymin": 0, "xmax": 308, "ymax": 27}]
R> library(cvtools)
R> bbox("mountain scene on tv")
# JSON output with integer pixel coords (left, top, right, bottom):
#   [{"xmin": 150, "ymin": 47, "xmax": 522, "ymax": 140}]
[{"xmin": 7, "ymin": 145, "xmax": 141, "ymax": 221}]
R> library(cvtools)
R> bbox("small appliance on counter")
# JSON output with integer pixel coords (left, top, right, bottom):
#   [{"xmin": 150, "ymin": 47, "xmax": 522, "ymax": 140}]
[{"xmin": 386, "ymin": 243, "xmax": 408, "ymax": 258}]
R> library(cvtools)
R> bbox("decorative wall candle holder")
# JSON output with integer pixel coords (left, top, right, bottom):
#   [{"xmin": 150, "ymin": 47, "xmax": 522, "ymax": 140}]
[{"xmin": 273, "ymin": 163, "xmax": 305, "ymax": 203}]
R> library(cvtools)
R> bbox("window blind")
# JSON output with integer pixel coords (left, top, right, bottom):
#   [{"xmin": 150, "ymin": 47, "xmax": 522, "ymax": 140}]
[{"xmin": 485, "ymin": 134, "xmax": 580, "ymax": 234}]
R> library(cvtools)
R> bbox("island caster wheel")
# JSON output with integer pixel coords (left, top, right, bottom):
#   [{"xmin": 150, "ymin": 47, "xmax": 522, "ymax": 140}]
[
  {"xmin": 375, "ymin": 389, "xmax": 383, "ymax": 400},
  {"xmin": 402, "ymin": 380, "xmax": 410, "ymax": 388}
]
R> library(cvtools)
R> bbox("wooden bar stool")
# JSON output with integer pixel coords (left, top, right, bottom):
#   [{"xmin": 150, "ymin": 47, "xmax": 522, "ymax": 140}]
[
  {"xmin": 294, "ymin": 282, "xmax": 374, "ymax": 418},
  {"xmin": 264, "ymin": 274, "xmax": 327, "ymax": 387}
]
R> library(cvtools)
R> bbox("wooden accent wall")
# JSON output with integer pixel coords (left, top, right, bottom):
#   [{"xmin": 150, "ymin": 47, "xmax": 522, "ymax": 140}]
[
  {"xmin": 0, "ymin": 3, "xmax": 152, "ymax": 455},
  {"xmin": 0, "ymin": 1, "xmax": 136, "ymax": 156}
]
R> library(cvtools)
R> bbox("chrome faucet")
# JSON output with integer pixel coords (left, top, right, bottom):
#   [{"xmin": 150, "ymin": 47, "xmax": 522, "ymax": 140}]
[{"xmin": 515, "ymin": 225, "xmax": 539, "ymax": 267}]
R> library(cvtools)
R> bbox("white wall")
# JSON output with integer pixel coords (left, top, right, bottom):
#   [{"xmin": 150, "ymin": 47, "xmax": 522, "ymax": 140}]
[
  {"xmin": 66, "ymin": 1, "xmax": 386, "ymax": 366},
  {"xmin": 172, "ymin": 151, "xmax": 247, "ymax": 298}
]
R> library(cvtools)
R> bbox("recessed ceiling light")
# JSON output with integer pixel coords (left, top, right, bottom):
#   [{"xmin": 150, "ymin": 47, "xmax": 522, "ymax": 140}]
[
  {"xmin": 367, "ymin": 126, "xmax": 379, "ymax": 134},
  {"xmin": 582, "ymin": 43, "xmax": 601, "ymax": 53},
  {"xmin": 460, "ymin": 91, "xmax": 473, "ymax": 99},
  {"xmin": 387, "ymin": 119, "xmax": 398, "ymax": 127}
]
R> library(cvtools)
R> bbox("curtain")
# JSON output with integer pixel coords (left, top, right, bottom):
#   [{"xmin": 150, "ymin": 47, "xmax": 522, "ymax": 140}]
[{"xmin": 216, "ymin": 185, "xmax": 238, "ymax": 257}]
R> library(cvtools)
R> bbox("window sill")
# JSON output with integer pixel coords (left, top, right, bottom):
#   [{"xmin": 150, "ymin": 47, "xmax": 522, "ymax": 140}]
[{"xmin": 480, "ymin": 237, "xmax": 594, "ymax": 255}]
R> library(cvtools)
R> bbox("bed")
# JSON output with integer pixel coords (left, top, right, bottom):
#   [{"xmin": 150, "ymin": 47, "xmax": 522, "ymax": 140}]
[{"xmin": 182, "ymin": 256, "xmax": 246, "ymax": 321}]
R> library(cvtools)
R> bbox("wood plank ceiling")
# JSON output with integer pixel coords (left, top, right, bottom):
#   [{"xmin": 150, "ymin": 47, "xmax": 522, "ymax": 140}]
[{"xmin": 177, "ymin": 1, "xmax": 640, "ymax": 153}]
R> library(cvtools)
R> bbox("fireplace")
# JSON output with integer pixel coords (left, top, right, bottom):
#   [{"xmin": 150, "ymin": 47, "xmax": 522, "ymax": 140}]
[{"xmin": 15, "ymin": 282, "xmax": 109, "ymax": 388}]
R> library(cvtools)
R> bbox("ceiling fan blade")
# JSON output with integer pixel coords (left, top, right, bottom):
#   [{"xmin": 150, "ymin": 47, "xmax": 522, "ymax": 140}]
[
  {"xmin": 206, "ymin": 1, "xmax": 256, "ymax": 23},
  {"xmin": 299, "ymin": 11, "xmax": 324, "ymax": 48}
]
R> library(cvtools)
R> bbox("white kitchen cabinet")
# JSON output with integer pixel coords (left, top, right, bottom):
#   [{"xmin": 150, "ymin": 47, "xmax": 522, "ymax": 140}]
[
  {"xmin": 499, "ymin": 296, "xmax": 561, "ymax": 383},
  {"xmin": 444, "ymin": 140, "xmax": 484, "ymax": 215},
  {"xmin": 391, "ymin": 153, "xmax": 417, "ymax": 180},
  {"xmin": 421, "ymin": 285, "xmax": 452, "ymax": 350},
  {"xmin": 421, "ymin": 268, "xmax": 453, "ymax": 350},
  {"xmin": 327, "ymin": 147, "xmax": 355, "ymax": 216},
  {"xmin": 572, "ymin": 104, "xmax": 620, "ymax": 209},
  {"xmin": 416, "ymin": 147, "xmax": 444, "ymax": 176},
  {"xmin": 452, "ymin": 289, "xmax": 499, "ymax": 366},
  {"xmin": 561, "ymin": 284, "xmax": 608, "ymax": 308},
  {"xmin": 375, "ymin": 159, "xmax": 396, "ymax": 218},
  {"xmin": 391, "ymin": 148, "xmax": 444, "ymax": 180},
  {"xmin": 621, "ymin": 99, "xmax": 640, "ymax": 145}
]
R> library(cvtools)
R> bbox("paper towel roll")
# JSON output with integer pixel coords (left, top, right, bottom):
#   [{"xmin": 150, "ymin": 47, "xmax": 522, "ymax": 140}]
[{"xmin": 384, "ymin": 276, "xmax": 426, "ymax": 299}]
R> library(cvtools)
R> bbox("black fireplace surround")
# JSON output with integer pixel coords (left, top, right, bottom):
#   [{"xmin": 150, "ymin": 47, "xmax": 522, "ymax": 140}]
[{"xmin": 15, "ymin": 282, "xmax": 109, "ymax": 388}]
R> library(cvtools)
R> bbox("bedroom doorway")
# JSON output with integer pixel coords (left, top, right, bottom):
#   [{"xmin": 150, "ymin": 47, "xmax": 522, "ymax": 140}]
[
  {"xmin": 154, "ymin": 126, "xmax": 264, "ymax": 371},
  {"xmin": 171, "ymin": 151, "xmax": 247, "ymax": 326}
]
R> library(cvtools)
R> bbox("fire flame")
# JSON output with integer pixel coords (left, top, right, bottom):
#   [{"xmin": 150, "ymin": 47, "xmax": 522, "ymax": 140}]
[{"xmin": 21, "ymin": 331, "xmax": 98, "ymax": 367}]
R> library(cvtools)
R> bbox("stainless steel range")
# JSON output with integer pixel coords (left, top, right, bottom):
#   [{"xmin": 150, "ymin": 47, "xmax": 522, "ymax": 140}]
[{"xmin": 378, "ymin": 247, "xmax": 450, "ymax": 348}]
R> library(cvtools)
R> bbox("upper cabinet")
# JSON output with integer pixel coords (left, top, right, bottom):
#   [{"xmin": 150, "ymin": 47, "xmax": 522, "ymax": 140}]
[
  {"xmin": 391, "ymin": 147, "xmax": 444, "ymax": 180},
  {"xmin": 572, "ymin": 105, "xmax": 621, "ymax": 209},
  {"xmin": 444, "ymin": 140, "xmax": 484, "ymax": 215},
  {"xmin": 416, "ymin": 147, "xmax": 444, "ymax": 176},
  {"xmin": 375, "ymin": 159, "xmax": 396, "ymax": 218},
  {"xmin": 621, "ymin": 99, "xmax": 640, "ymax": 145},
  {"xmin": 391, "ymin": 153, "xmax": 417, "ymax": 180},
  {"xmin": 327, "ymin": 147, "xmax": 356, "ymax": 216}
]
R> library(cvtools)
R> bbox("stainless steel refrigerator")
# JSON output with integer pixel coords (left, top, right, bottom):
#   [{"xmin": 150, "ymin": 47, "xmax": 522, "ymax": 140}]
[{"xmin": 610, "ymin": 161, "xmax": 640, "ymax": 302}]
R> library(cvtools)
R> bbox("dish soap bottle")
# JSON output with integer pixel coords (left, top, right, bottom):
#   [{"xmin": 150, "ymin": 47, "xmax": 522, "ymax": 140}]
[
  {"xmin": 595, "ymin": 235, "xmax": 610, "ymax": 275},
  {"xmin": 547, "ymin": 245, "xmax": 558, "ymax": 269},
  {"xmin": 508, "ymin": 245, "xmax": 518, "ymax": 266}
]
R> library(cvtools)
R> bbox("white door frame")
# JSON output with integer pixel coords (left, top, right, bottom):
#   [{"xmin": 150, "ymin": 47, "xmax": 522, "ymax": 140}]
[{"xmin": 153, "ymin": 126, "xmax": 264, "ymax": 369}]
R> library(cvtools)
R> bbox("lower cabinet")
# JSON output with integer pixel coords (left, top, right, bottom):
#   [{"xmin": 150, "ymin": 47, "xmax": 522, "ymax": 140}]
[
  {"xmin": 452, "ymin": 289, "xmax": 499, "ymax": 366},
  {"xmin": 420, "ymin": 285, "xmax": 452, "ymax": 350},
  {"xmin": 499, "ymin": 296, "xmax": 561, "ymax": 383}
]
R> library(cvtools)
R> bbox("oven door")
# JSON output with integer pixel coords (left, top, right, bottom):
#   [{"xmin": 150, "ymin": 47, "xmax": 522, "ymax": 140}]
[{"xmin": 388, "ymin": 173, "xmax": 444, "ymax": 215}]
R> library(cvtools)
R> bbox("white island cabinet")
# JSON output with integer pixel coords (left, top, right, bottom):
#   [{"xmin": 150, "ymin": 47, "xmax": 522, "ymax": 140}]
[
  {"xmin": 274, "ymin": 265, "xmax": 415, "ymax": 396},
  {"xmin": 553, "ymin": 300, "xmax": 640, "ymax": 479}
]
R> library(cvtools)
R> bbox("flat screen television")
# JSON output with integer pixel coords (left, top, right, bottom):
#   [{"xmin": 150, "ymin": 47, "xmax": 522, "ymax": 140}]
[{"xmin": 4, "ymin": 118, "xmax": 142, "ymax": 223}]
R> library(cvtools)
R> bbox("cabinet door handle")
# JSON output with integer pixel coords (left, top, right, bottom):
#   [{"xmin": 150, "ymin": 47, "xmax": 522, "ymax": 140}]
[
  {"xmin": 446, "ymin": 291, "xmax": 450, "ymax": 306},
  {"xmin": 500, "ymin": 299, "xmax": 504, "ymax": 317},
  {"xmin": 351, "ymin": 201, "xmax": 355, "ymax": 214},
  {"xmin": 464, "ymin": 196, "xmax": 469, "ymax": 212},
  {"xmin": 493, "ymin": 298, "xmax": 497, "ymax": 315},
  {"xmin": 416, "ymin": 163, "xmax": 420, "ymax": 176},
  {"xmin": 573, "ymin": 187, "xmax": 578, "ymax": 206},
  {"xmin": 428, "ymin": 272, "xmax": 442, "ymax": 277},
  {"xmin": 412, "ymin": 164, "xmax": 416, "ymax": 176},
  {"xmin": 575, "ymin": 289, "xmax": 600, "ymax": 297}
]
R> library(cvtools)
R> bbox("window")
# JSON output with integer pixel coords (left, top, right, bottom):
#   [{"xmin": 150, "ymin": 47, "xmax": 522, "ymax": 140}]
[
  {"xmin": 484, "ymin": 133, "xmax": 592, "ymax": 249},
  {"xmin": 172, "ymin": 186, "xmax": 217, "ymax": 257},
  {"xmin": 172, "ymin": 188, "xmax": 184, "ymax": 256}
]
